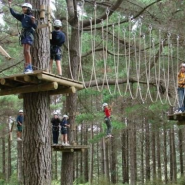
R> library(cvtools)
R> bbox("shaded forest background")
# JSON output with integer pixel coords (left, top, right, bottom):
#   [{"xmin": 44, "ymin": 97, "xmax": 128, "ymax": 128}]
[{"xmin": 1, "ymin": 0, "xmax": 185, "ymax": 184}]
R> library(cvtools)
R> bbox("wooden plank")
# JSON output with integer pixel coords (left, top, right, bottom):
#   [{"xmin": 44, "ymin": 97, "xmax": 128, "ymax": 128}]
[
  {"xmin": 0, "ymin": 82, "xmax": 58, "ymax": 96},
  {"xmin": 37, "ymin": 74, "xmax": 84, "ymax": 89},
  {"xmin": 0, "ymin": 79, "xmax": 18, "ymax": 87}
]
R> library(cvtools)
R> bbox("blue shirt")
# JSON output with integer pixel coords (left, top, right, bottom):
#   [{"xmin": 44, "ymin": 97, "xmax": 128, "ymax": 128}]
[
  {"xmin": 16, "ymin": 115, "xmax": 24, "ymax": 125},
  {"xmin": 10, "ymin": 8, "xmax": 37, "ymax": 32},
  {"xmin": 51, "ymin": 30, "xmax": 65, "ymax": 47},
  {"xmin": 60, "ymin": 118, "xmax": 69, "ymax": 129}
]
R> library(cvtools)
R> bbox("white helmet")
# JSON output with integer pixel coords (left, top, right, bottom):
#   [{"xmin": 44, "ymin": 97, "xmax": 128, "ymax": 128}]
[
  {"xmin": 53, "ymin": 20, "xmax": 62, "ymax": 27},
  {"xmin": 22, "ymin": 3, "xmax": 32, "ymax": 10},
  {"xmin": 19, "ymin": 110, "xmax": 23, "ymax": 113},
  {"xmin": 54, "ymin": 112, "xmax": 58, "ymax": 115},
  {"xmin": 103, "ymin": 103, "xmax": 108, "ymax": 107},
  {"xmin": 181, "ymin": 63, "xmax": 185, "ymax": 67},
  {"xmin": 63, "ymin": 115, "xmax": 68, "ymax": 118}
]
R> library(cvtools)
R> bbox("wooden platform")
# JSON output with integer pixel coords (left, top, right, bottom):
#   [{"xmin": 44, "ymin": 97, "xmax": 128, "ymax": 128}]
[
  {"xmin": 52, "ymin": 145, "xmax": 89, "ymax": 152},
  {"xmin": 168, "ymin": 112, "xmax": 185, "ymax": 125},
  {"xmin": 0, "ymin": 70, "xmax": 84, "ymax": 96}
]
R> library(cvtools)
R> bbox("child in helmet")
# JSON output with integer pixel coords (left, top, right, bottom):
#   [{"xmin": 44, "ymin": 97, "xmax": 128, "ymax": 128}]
[
  {"xmin": 8, "ymin": 1, "xmax": 37, "ymax": 74},
  {"xmin": 16, "ymin": 110, "xmax": 24, "ymax": 141},
  {"xmin": 60, "ymin": 115, "xmax": 70, "ymax": 145},
  {"xmin": 103, "ymin": 103, "xmax": 113, "ymax": 138},
  {"xmin": 51, "ymin": 112, "xmax": 61, "ymax": 145},
  {"xmin": 49, "ymin": 20, "xmax": 65, "ymax": 75},
  {"xmin": 175, "ymin": 63, "xmax": 185, "ymax": 113}
]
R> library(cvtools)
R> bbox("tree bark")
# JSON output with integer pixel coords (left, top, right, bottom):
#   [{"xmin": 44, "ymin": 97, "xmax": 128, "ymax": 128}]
[
  {"xmin": 145, "ymin": 120, "xmax": 150, "ymax": 182},
  {"xmin": 140, "ymin": 122, "xmax": 144, "ymax": 185},
  {"xmin": 2, "ymin": 137, "xmax": 6, "ymax": 180},
  {"xmin": 156, "ymin": 127, "xmax": 161, "ymax": 180},
  {"xmin": 111, "ymin": 137, "xmax": 117, "ymax": 184},
  {"xmin": 61, "ymin": 2, "xmax": 79, "ymax": 183},
  {"xmin": 163, "ymin": 123, "xmax": 168, "ymax": 184},
  {"xmin": 179, "ymin": 128, "xmax": 183, "ymax": 176},
  {"xmin": 151, "ymin": 124, "xmax": 156, "ymax": 180},
  {"xmin": 17, "ymin": 141, "xmax": 23, "ymax": 184},
  {"xmin": 23, "ymin": 1, "xmax": 51, "ymax": 183},
  {"xmin": 84, "ymin": 126, "xmax": 88, "ymax": 182}
]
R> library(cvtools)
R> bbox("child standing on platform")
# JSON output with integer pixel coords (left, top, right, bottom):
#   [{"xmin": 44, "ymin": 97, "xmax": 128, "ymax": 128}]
[
  {"xmin": 60, "ymin": 115, "xmax": 70, "ymax": 146},
  {"xmin": 103, "ymin": 103, "xmax": 113, "ymax": 138},
  {"xmin": 51, "ymin": 113, "xmax": 60, "ymax": 145},
  {"xmin": 8, "ymin": 1, "xmax": 37, "ymax": 74},
  {"xmin": 175, "ymin": 63, "xmax": 185, "ymax": 113},
  {"xmin": 16, "ymin": 110, "xmax": 24, "ymax": 141},
  {"xmin": 49, "ymin": 20, "xmax": 65, "ymax": 75}
]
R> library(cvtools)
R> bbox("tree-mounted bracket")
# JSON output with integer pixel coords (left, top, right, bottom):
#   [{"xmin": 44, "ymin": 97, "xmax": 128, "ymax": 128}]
[{"xmin": 37, "ymin": 5, "xmax": 52, "ymax": 39}]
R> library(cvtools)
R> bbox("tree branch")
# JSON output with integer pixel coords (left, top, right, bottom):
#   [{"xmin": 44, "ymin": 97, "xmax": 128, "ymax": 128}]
[
  {"xmin": 82, "ymin": 0, "xmax": 124, "ymax": 28},
  {"xmin": 83, "ymin": 0, "xmax": 162, "ymax": 31}
]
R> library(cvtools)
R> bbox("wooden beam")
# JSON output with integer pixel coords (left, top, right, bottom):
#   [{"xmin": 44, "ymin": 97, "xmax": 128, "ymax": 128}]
[
  {"xmin": 49, "ymin": 86, "xmax": 76, "ymax": 95},
  {"xmin": 0, "ymin": 82, "xmax": 58, "ymax": 96},
  {"xmin": 37, "ymin": 74, "xmax": 84, "ymax": 89},
  {"xmin": 0, "ymin": 46, "xmax": 11, "ymax": 59},
  {"xmin": 24, "ymin": 75, "xmax": 40, "ymax": 84},
  {"xmin": 0, "ymin": 79, "xmax": 17, "ymax": 87},
  {"xmin": 14, "ymin": 77, "xmax": 27, "ymax": 83}
]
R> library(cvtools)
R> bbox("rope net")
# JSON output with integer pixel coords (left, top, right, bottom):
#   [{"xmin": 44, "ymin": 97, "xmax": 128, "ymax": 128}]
[{"xmin": 0, "ymin": 2, "xmax": 183, "ymax": 108}]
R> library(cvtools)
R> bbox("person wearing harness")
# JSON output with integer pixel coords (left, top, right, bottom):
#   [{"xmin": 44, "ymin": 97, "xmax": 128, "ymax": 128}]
[
  {"xmin": 16, "ymin": 109, "xmax": 24, "ymax": 141},
  {"xmin": 60, "ymin": 115, "xmax": 70, "ymax": 146},
  {"xmin": 175, "ymin": 63, "xmax": 185, "ymax": 113},
  {"xmin": 103, "ymin": 103, "xmax": 113, "ymax": 138},
  {"xmin": 51, "ymin": 112, "xmax": 60, "ymax": 145},
  {"xmin": 49, "ymin": 20, "xmax": 65, "ymax": 75},
  {"xmin": 8, "ymin": 1, "xmax": 37, "ymax": 74}
]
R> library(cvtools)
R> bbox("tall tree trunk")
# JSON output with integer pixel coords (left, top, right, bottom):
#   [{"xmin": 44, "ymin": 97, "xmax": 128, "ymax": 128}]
[
  {"xmin": 163, "ymin": 123, "xmax": 168, "ymax": 184},
  {"xmin": 23, "ymin": 1, "xmax": 51, "ymax": 184},
  {"xmin": 105, "ymin": 140, "xmax": 110, "ymax": 183},
  {"xmin": 140, "ymin": 122, "xmax": 144, "ymax": 185},
  {"xmin": 2, "ymin": 137, "xmax": 6, "ymax": 180},
  {"xmin": 169, "ymin": 129, "xmax": 173, "ymax": 182},
  {"xmin": 17, "ymin": 141, "xmax": 23, "ymax": 184},
  {"xmin": 111, "ymin": 137, "xmax": 117, "ymax": 184},
  {"xmin": 171, "ymin": 127, "xmax": 177, "ymax": 182},
  {"xmin": 179, "ymin": 128, "xmax": 183, "ymax": 176},
  {"xmin": 54, "ymin": 152, "xmax": 58, "ymax": 180},
  {"xmin": 7, "ymin": 135, "xmax": 12, "ymax": 181},
  {"xmin": 61, "ymin": 12, "xmax": 79, "ymax": 184},
  {"xmin": 84, "ymin": 126, "xmax": 88, "ymax": 182},
  {"xmin": 145, "ymin": 120, "xmax": 150, "ymax": 182},
  {"xmin": 151, "ymin": 124, "xmax": 156, "ymax": 180},
  {"xmin": 156, "ymin": 127, "xmax": 161, "ymax": 180},
  {"xmin": 89, "ymin": 123, "xmax": 94, "ymax": 184}
]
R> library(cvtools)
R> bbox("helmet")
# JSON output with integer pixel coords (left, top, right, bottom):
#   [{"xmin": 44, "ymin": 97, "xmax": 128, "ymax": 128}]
[
  {"xmin": 54, "ymin": 112, "xmax": 58, "ymax": 115},
  {"xmin": 53, "ymin": 20, "xmax": 62, "ymax": 27},
  {"xmin": 103, "ymin": 103, "xmax": 108, "ymax": 107},
  {"xmin": 181, "ymin": 63, "xmax": 185, "ymax": 67},
  {"xmin": 63, "ymin": 115, "xmax": 68, "ymax": 118},
  {"xmin": 22, "ymin": 3, "xmax": 32, "ymax": 10},
  {"xmin": 19, "ymin": 110, "xmax": 23, "ymax": 113}
]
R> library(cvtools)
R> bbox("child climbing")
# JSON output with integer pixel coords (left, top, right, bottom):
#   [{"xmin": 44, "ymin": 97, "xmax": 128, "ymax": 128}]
[
  {"xmin": 51, "ymin": 112, "xmax": 60, "ymax": 145},
  {"xmin": 103, "ymin": 103, "xmax": 113, "ymax": 138},
  {"xmin": 175, "ymin": 63, "xmax": 185, "ymax": 113},
  {"xmin": 8, "ymin": 1, "xmax": 37, "ymax": 74},
  {"xmin": 60, "ymin": 115, "xmax": 70, "ymax": 146},
  {"xmin": 16, "ymin": 110, "xmax": 24, "ymax": 141},
  {"xmin": 49, "ymin": 20, "xmax": 65, "ymax": 75}
]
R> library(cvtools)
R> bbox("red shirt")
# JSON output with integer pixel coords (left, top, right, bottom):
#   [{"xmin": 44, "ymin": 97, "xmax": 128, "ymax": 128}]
[{"xmin": 104, "ymin": 107, "xmax": 111, "ymax": 117}]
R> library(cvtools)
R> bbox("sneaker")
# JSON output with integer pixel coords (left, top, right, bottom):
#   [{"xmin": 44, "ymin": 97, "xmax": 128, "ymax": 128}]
[
  {"xmin": 61, "ymin": 142, "xmax": 65, "ymax": 145},
  {"xmin": 65, "ymin": 143, "xmax": 70, "ymax": 146},
  {"xmin": 17, "ymin": 138, "xmax": 22, "ymax": 141},
  {"xmin": 108, "ymin": 135, "xmax": 113, "ymax": 138},
  {"xmin": 174, "ymin": 110, "xmax": 182, "ymax": 114},
  {"xmin": 24, "ymin": 68, "xmax": 33, "ymax": 74}
]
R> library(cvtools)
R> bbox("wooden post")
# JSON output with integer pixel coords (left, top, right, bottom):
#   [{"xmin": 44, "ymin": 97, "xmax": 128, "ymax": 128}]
[
  {"xmin": 40, "ymin": 5, "xmax": 46, "ymax": 19},
  {"xmin": 50, "ymin": 86, "xmax": 77, "ymax": 95}
]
